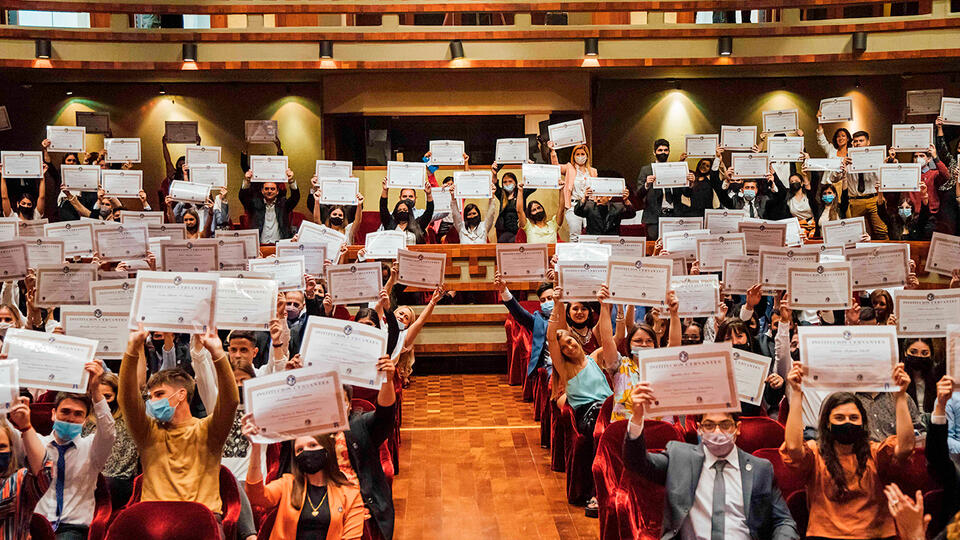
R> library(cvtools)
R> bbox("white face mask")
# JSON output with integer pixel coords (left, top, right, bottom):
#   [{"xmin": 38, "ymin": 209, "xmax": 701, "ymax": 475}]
[
  {"xmin": 575, "ymin": 155, "xmax": 587, "ymax": 165},
  {"xmin": 915, "ymin": 156, "xmax": 927, "ymax": 167}
]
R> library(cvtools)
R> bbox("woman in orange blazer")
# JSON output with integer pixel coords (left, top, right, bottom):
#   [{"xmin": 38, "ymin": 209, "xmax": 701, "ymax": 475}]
[{"xmin": 243, "ymin": 420, "xmax": 366, "ymax": 540}]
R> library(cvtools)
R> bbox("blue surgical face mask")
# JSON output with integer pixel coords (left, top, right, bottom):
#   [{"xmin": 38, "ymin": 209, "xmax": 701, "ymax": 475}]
[
  {"xmin": 397, "ymin": 320, "xmax": 407, "ymax": 331},
  {"xmin": 742, "ymin": 189, "xmax": 757, "ymax": 201},
  {"xmin": 503, "ymin": 183, "xmax": 516, "ymax": 193},
  {"xmin": 899, "ymin": 207, "xmax": 912, "ymax": 219},
  {"xmin": 146, "ymin": 393, "xmax": 181, "ymax": 423},
  {"xmin": 822, "ymin": 194, "xmax": 836, "ymax": 204},
  {"xmin": 540, "ymin": 300, "xmax": 554, "ymax": 316},
  {"xmin": 53, "ymin": 420, "xmax": 83, "ymax": 442}
]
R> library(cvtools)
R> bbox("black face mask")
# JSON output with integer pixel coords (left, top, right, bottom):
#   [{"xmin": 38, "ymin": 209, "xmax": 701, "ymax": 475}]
[
  {"xmin": 99, "ymin": 208, "xmax": 112, "ymax": 219},
  {"xmin": 903, "ymin": 354, "xmax": 930, "ymax": 371},
  {"xmin": 530, "ymin": 211, "xmax": 545, "ymax": 222},
  {"xmin": 18, "ymin": 206, "xmax": 34, "ymax": 219},
  {"xmin": 790, "ymin": 349, "xmax": 800, "ymax": 361},
  {"xmin": 329, "ymin": 216, "xmax": 344, "ymax": 227},
  {"xmin": 733, "ymin": 342, "xmax": 751, "ymax": 352},
  {"xmin": 465, "ymin": 215, "xmax": 481, "ymax": 228},
  {"xmin": 654, "ymin": 153, "xmax": 669, "ymax": 163},
  {"xmin": 0, "ymin": 452, "xmax": 10, "ymax": 472},
  {"xmin": 830, "ymin": 422, "xmax": 865, "ymax": 445},
  {"xmin": 790, "ymin": 182, "xmax": 802, "ymax": 191},
  {"xmin": 394, "ymin": 210, "xmax": 409, "ymax": 222},
  {"xmin": 681, "ymin": 337, "xmax": 700, "ymax": 346},
  {"xmin": 107, "ymin": 400, "xmax": 119, "ymax": 413},
  {"xmin": 294, "ymin": 448, "xmax": 329, "ymax": 474}
]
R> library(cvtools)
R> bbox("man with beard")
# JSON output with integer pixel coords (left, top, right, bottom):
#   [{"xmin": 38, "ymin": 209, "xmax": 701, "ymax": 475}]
[
  {"xmin": 635, "ymin": 139, "xmax": 684, "ymax": 241},
  {"xmin": 238, "ymin": 167, "xmax": 300, "ymax": 244},
  {"xmin": 516, "ymin": 175, "xmax": 566, "ymax": 243}
]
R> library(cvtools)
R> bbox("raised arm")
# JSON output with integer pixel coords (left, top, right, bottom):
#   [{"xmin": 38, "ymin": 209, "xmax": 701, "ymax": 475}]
[
  {"xmin": 484, "ymin": 195, "xmax": 499, "ymax": 234},
  {"xmin": 783, "ymin": 361, "xmax": 806, "ymax": 462},
  {"xmin": 161, "ymin": 135, "xmax": 175, "ymax": 178},
  {"xmin": 119, "ymin": 326, "xmax": 151, "ymax": 446},
  {"xmin": 622, "ymin": 383, "xmax": 670, "ymax": 485},
  {"xmin": 7, "ymin": 397, "xmax": 47, "ymax": 475},
  {"xmin": 494, "ymin": 271, "xmax": 534, "ymax": 331},
  {"xmin": 348, "ymin": 193, "xmax": 364, "ymax": 245},
  {"xmin": 199, "ymin": 328, "xmax": 240, "ymax": 449},
  {"xmin": 403, "ymin": 286, "xmax": 443, "ymax": 348},
  {"xmin": 892, "ymin": 362, "xmax": 916, "ymax": 460},
  {"xmin": 666, "ymin": 290, "xmax": 681, "ymax": 347},
  {"xmin": 596, "ymin": 285, "xmax": 619, "ymax": 370},
  {"xmin": 516, "ymin": 181, "xmax": 528, "ymax": 229},
  {"xmin": 379, "ymin": 178, "xmax": 392, "ymax": 228}
]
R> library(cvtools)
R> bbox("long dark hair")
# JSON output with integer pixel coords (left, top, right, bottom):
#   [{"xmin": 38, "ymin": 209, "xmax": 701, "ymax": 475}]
[
  {"xmin": 462, "ymin": 203, "xmax": 480, "ymax": 227},
  {"xmin": 715, "ymin": 317, "xmax": 757, "ymax": 353},
  {"xmin": 832, "ymin": 128, "xmax": 852, "ymax": 150},
  {"xmin": 289, "ymin": 434, "xmax": 349, "ymax": 510},
  {"xmin": 354, "ymin": 308, "xmax": 380, "ymax": 329},
  {"xmin": 693, "ymin": 159, "xmax": 712, "ymax": 179},
  {"xmin": 174, "ymin": 156, "xmax": 186, "ymax": 180},
  {"xmin": 816, "ymin": 392, "xmax": 871, "ymax": 501},
  {"xmin": 392, "ymin": 199, "xmax": 423, "ymax": 240}
]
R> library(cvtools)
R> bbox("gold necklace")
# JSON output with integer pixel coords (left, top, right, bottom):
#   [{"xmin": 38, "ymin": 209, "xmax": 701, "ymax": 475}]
[{"xmin": 306, "ymin": 486, "xmax": 328, "ymax": 517}]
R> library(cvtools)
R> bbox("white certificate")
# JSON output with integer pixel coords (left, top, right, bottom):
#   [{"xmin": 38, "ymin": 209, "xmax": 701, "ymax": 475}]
[
  {"xmin": 730, "ymin": 153, "xmax": 768, "ymax": 179},
  {"xmin": 46, "ymin": 126, "xmax": 85, "ymax": 153},
  {"xmin": 738, "ymin": 221, "xmax": 786, "ymax": 255},
  {"xmin": 93, "ymin": 223, "xmax": 149, "ymax": 262},
  {"xmin": 161, "ymin": 239, "xmax": 219, "ymax": 273},
  {"xmin": 43, "ymin": 221, "xmax": 94, "ymax": 257},
  {"xmin": 879, "ymin": 163, "xmax": 921, "ymax": 192},
  {"xmin": 845, "ymin": 244, "xmax": 910, "ymax": 289},
  {"xmin": 587, "ymin": 177, "xmax": 626, "ymax": 197},
  {"xmin": 759, "ymin": 246, "xmax": 821, "ymax": 291},
  {"xmin": 300, "ymin": 317, "xmax": 388, "ymax": 390},
  {"xmin": 496, "ymin": 243, "xmax": 549, "ymax": 282},
  {"xmin": 35, "ymin": 263, "xmax": 98, "ymax": 307},
  {"xmin": 296, "ymin": 222, "xmax": 345, "ymax": 261},
  {"xmin": 803, "ymin": 158, "xmax": 844, "ymax": 173},
  {"xmin": 704, "ymin": 209, "xmax": 746, "ymax": 235},
  {"xmin": 148, "ymin": 223, "xmax": 186, "ymax": 240},
  {"xmin": 925, "ymin": 232, "xmax": 960, "ymax": 276},
  {"xmin": 521, "ymin": 163, "xmax": 561, "ymax": 189},
  {"xmin": 696, "ymin": 233, "xmax": 746, "ymax": 272},
  {"xmin": 732, "ymin": 349, "xmax": 773, "ymax": 406},
  {"xmin": 101, "ymin": 170, "xmax": 143, "ymax": 198},
  {"xmin": 188, "ymin": 164, "xmax": 227, "ymax": 189},
  {"xmin": 168, "ymin": 180, "xmax": 210, "ymax": 204},
  {"xmin": 720, "ymin": 126, "xmax": 757, "ymax": 151},
  {"xmin": 17, "ymin": 219, "xmax": 47, "ymax": 240},
  {"xmin": 948, "ymin": 326, "xmax": 960, "ymax": 379},
  {"xmin": 767, "ymin": 136, "xmax": 805, "ymax": 162},
  {"xmin": 214, "ymin": 277, "xmax": 279, "ymax": 331},
  {"xmin": 722, "ymin": 255, "xmax": 759, "ymax": 295},
  {"xmin": 0, "ymin": 151, "xmax": 43, "ymax": 178},
  {"xmin": 250, "ymin": 155, "xmax": 288, "ymax": 183},
  {"xmin": 821, "ymin": 217, "xmax": 866, "ymax": 247},
  {"xmin": 185, "ymin": 145, "xmax": 221, "ymax": 166},
  {"xmin": 454, "ymin": 171, "xmax": 493, "ymax": 199},
  {"xmin": 596, "ymin": 236, "xmax": 647, "ymax": 259},
  {"xmin": 557, "ymin": 262, "xmax": 608, "ymax": 302},
  {"xmin": 386, "ymin": 161, "xmax": 426, "ymax": 190},
  {"xmin": 799, "ymin": 326, "xmax": 898, "ymax": 392},
  {"xmin": 775, "ymin": 216, "xmax": 804, "ymax": 248},
  {"xmin": 319, "ymin": 177, "xmax": 359, "ymax": 205},
  {"xmin": 315, "ymin": 160, "xmax": 352, "ymax": 179},
  {"xmin": 104, "ymin": 138, "xmax": 141, "ymax": 163},
  {"xmin": 906, "ymin": 89, "xmax": 943, "ymax": 116},
  {"xmin": 215, "ymin": 229, "xmax": 259, "ymax": 260},
  {"xmin": 670, "ymin": 274, "xmax": 720, "ymax": 318},
  {"xmin": 495, "ymin": 138, "xmax": 529, "ymax": 164},
  {"xmin": 428, "ymin": 140, "xmax": 465, "ymax": 166},
  {"xmin": 215, "ymin": 239, "xmax": 247, "ymax": 272},
  {"xmin": 276, "ymin": 241, "xmax": 326, "ymax": 275},
  {"xmin": 245, "ymin": 120, "xmax": 278, "ymax": 143},
  {"xmin": 685, "ymin": 134, "xmax": 719, "ymax": 158},
  {"xmin": 243, "ymin": 368, "xmax": 348, "ymax": 444},
  {"xmin": 787, "ymin": 262, "xmax": 852, "ymax": 310},
  {"xmin": 60, "ymin": 306, "xmax": 129, "ymax": 360},
  {"xmin": 89, "ymin": 278, "xmax": 136, "ymax": 309},
  {"xmin": 397, "ymin": 248, "xmax": 445, "ymax": 288},
  {"xmin": 164, "ymin": 121, "xmax": 199, "ymax": 144},
  {"xmin": 364, "ymin": 230, "xmax": 406, "ymax": 260},
  {"xmin": 819, "ymin": 97, "xmax": 854, "ymax": 123},
  {"xmin": 892, "ymin": 124, "xmax": 934, "ymax": 152},
  {"xmin": 604, "ymin": 256, "xmax": 671, "ymax": 307},
  {"xmin": 26, "ymin": 238, "xmax": 65, "ymax": 268},
  {"xmin": 61, "ymin": 165, "xmax": 100, "ymax": 191},
  {"xmin": 129, "ymin": 270, "xmax": 217, "ymax": 332},
  {"xmin": 0, "ymin": 360, "xmax": 17, "ymax": 413},
  {"xmin": 848, "ymin": 145, "xmax": 887, "ymax": 173},
  {"xmin": 0, "ymin": 221, "xmax": 17, "ymax": 242},
  {"xmin": 895, "ymin": 289, "xmax": 960, "ymax": 338},
  {"xmin": 638, "ymin": 343, "xmax": 740, "ymax": 417},
  {"xmin": 326, "ymin": 262, "xmax": 383, "ymax": 305},
  {"xmin": 0, "ymin": 241, "xmax": 28, "ymax": 281},
  {"xmin": 761, "ymin": 109, "xmax": 799, "ymax": 134},
  {"xmin": 75, "ymin": 111, "xmax": 110, "ymax": 134},
  {"xmin": 941, "ymin": 97, "xmax": 960, "ymax": 126},
  {"xmin": 1, "ymin": 329, "xmax": 95, "ymax": 393},
  {"xmin": 662, "ymin": 229, "xmax": 711, "ymax": 261},
  {"xmin": 556, "ymin": 242, "xmax": 611, "ymax": 264},
  {"xmin": 659, "ymin": 217, "xmax": 704, "ymax": 236},
  {"xmin": 652, "ymin": 162, "xmax": 689, "ymax": 189},
  {"xmin": 247, "ymin": 256, "xmax": 306, "ymax": 293},
  {"xmin": 547, "ymin": 119, "xmax": 586, "ymax": 150}
]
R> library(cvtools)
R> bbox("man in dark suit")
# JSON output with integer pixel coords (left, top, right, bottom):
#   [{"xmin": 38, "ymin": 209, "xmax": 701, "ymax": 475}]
[
  {"xmin": 635, "ymin": 139, "xmax": 685, "ymax": 241},
  {"xmin": 623, "ymin": 382, "xmax": 799, "ymax": 540},
  {"xmin": 238, "ymin": 167, "xmax": 300, "ymax": 244},
  {"xmin": 712, "ymin": 171, "xmax": 788, "ymax": 220}
]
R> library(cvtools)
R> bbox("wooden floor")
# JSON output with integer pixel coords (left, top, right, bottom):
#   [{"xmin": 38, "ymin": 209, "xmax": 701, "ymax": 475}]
[{"xmin": 393, "ymin": 374, "xmax": 599, "ymax": 540}]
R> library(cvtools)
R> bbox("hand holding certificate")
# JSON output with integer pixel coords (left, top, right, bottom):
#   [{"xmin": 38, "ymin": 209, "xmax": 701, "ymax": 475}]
[
  {"xmin": 326, "ymin": 262, "xmax": 383, "ymax": 305},
  {"xmin": 35, "ymin": 263, "xmax": 98, "ymax": 307},
  {"xmin": 243, "ymin": 369, "xmax": 348, "ymax": 444},
  {"xmin": 941, "ymin": 97, "xmax": 960, "ymax": 126},
  {"xmin": 547, "ymin": 119, "xmax": 586, "ymax": 150},
  {"xmin": 894, "ymin": 289, "xmax": 960, "ymax": 338},
  {"xmin": 300, "ymin": 317, "xmax": 388, "ymax": 389},
  {"xmin": 1, "ymin": 151, "xmax": 43, "ymax": 179},
  {"xmin": 521, "ymin": 163, "xmax": 561, "ymax": 189},
  {"xmin": 821, "ymin": 217, "xmax": 866, "ymax": 247},
  {"xmin": 819, "ymin": 97, "xmax": 854, "ymax": 123},
  {"xmin": 46, "ymin": 126, "xmax": 85, "ymax": 153},
  {"xmin": 670, "ymin": 275, "xmax": 720, "ymax": 318},
  {"xmin": 61, "ymin": 165, "xmax": 100, "ymax": 191},
  {"xmin": 925, "ymin": 232, "xmax": 960, "ymax": 276},
  {"xmin": 496, "ymin": 243, "xmax": 548, "ymax": 282},
  {"xmin": 892, "ymin": 124, "xmax": 934, "ymax": 152},
  {"xmin": 787, "ymin": 262, "xmax": 852, "ymax": 310},
  {"xmin": 250, "ymin": 155, "xmax": 288, "ymax": 183},
  {"xmin": 397, "ymin": 248, "xmax": 445, "ymax": 288},
  {"xmin": 428, "ymin": 140, "xmax": 465, "ymax": 166},
  {"xmin": 879, "ymin": 163, "xmax": 921, "ymax": 192},
  {"xmin": 651, "ymin": 162, "xmax": 689, "ymax": 189},
  {"xmin": 604, "ymin": 257, "xmax": 671, "ymax": 307},
  {"xmin": 638, "ymin": 343, "xmax": 740, "ymax": 417},
  {"xmin": 732, "ymin": 349, "xmax": 773, "ymax": 406},
  {"xmin": 557, "ymin": 262, "xmax": 607, "ymax": 302},
  {"xmin": 848, "ymin": 145, "xmax": 886, "ymax": 173},
  {"xmin": 1, "ymin": 329, "xmax": 96, "ymax": 392},
  {"xmin": 586, "ymin": 177, "xmax": 626, "ymax": 197},
  {"xmin": 798, "ymin": 326, "xmax": 898, "ymax": 392},
  {"xmin": 129, "ymin": 271, "xmax": 218, "ymax": 332},
  {"xmin": 722, "ymin": 256, "xmax": 759, "ymax": 295},
  {"xmin": 386, "ymin": 161, "xmax": 426, "ymax": 190}
]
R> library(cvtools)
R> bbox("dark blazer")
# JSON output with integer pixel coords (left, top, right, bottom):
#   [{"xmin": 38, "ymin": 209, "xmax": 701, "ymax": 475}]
[
  {"xmin": 624, "ymin": 431, "xmax": 799, "ymax": 540},
  {"xmin": 676, "ymin": 170, "xmax": 721, "ymax": 217},
  {"xmin": 635, "ymin": 164, "xmax": 678, "ymax": 227},
  {"xmin": 238, "ymin": 184, "xmax": 300, "ymax": 241},
  {"xmin": 572, "ymin": 199, "xmax": 637, "ymax": 236},
  {"xmin": 503, "ymin": 294, "xmax": 550, "ymax": 377},
  {"xmin": 346, "ymin": 403, "xmax": 397, "ymax": 539},
  {"xmin": 713, "ymin": 174, "xmax": 789, "ymax": 220},
  {"xmin": 927, "ymin": 421, "xmax": 959, "ymax": 524}
]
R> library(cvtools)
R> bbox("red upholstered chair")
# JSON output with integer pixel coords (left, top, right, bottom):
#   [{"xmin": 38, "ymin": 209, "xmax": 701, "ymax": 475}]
[
  {"xmin": 238, "ymin": 213, "xmax": 252, "ymax": 230},
  {"xmin": 87, "ymin": 474, "xmax": 114, "ymax": 540},
  {"xmin": 265, "ymin": 442, "xmax": 283, "ymax": 483},
  {"xmin": 736, "ymin": 416, "xmax": 785, "ymax": 453},
  {"xmin": 777, "ymin": 396, "xmax": 789, "ymax": 425},
  {"xmin": 889, "ymin": 449, "xmax": 938, "ymax": 495},
  {"xmin": 29, "ymin": 402, "xmax": 56, "ymax": 436},
  {"xmin": 354, "ymin": 211, "xmax": 382, "ymax": 246},
  {"xmin": 256, "ymin": 507, "xmax": 278, "ymax": 539},
  {"xmin": 503, "ymin": 315, "xmax": 532, "ymax": 387},
  {"xmin": 923, "ymin": 489, "xmax": 947, "ymax": 538},
  {"xmin": 593, "ymin": 420, "xmax": 627, "ymax": 540},
  {"xmin": 514, "ymin": 228, "xmax": 527, "ymax": 243},
  {"xmin": 643, "ymin": 420, "xmax": 684, "ymax": 451},
  {"xmin": 593, "ymin": 396, "xmax": 614, "ymax": 449},
  {"xmin": 288, "ymin": 211, "xmax": 306, "ymax": 230},
  {"xmin": 561, "ymin": 403, "xmax": 595, "ymax": 505},
  {"xmin": 30, "ymin": 514, "xmax": 55, "ymax": 540},
  {"xmin": 751, "ymin": 448, "xmax": 806, "ymax": 498},
  {"xmin": 786, "ymin": 490, "xmax": 808, "ymax": 537},
  {"xmin": 614, "ymin": 420, "xmax": 683, "ymax": 540},
  {"xmin": 106, "ymin": 502, "xmax": 220, "ymax": 540}
]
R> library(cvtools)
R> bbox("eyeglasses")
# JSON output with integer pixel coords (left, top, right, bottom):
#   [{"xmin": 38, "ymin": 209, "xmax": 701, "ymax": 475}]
[{"xmin": 699, "ymin": 420, "xmax": 736, "ymax": 432}]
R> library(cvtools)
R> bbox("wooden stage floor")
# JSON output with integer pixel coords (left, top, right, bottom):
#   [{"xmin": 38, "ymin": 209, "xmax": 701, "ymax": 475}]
[{"xmin": 392, "ymin": 374, "xmax": 599, "ymax": 540}]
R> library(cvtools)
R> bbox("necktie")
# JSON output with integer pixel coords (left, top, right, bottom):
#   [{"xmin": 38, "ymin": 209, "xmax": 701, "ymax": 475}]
[
  {"xmin": 53, "ymin": 441, "xmax": 75, "ymax": 530},
  {"xmin": 711, "ymin": 459, "xmax": 728, "ymax": 540},
  {"xmin": 748, "ymin": 202, "xmax": 756, "ymax": 218},
  {"xmin": 857, "ymin": 173, "xmax": 865, "ymax": 193}
]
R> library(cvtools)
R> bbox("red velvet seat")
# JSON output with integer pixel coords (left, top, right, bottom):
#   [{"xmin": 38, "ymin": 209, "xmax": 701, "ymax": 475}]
[
  {"xmin": 354, "ymin": 211, "xmax": 382, "ymax": 246},
  {"xmin": 550, "ymin": 399, "xmax": 565, "ymax": 472},
  {"xmin": 786, "ymin": 490, "xmax": 808, "ymax": 537},
  {"xmin": 561, "ymin": 403, "xmax": 595, "ymax": 505},
  {"xmin": 256, "ymin": 507, "xmax": 278, "ymax": 539},
  {"xmin": 593, "ymin": 420, "xmax": 627, "ymax": 540},
  {"xmin": 237, "ymin": 213, "xmax": 252, "ymax": 230},
  {"xmin": 736, "ymin": 416, "xmax": 785, "ymax": 453},
  {"xmin": 593, "ymin": 396, "xmax": 614, "ymax": 449},
  {"xmin": 29, "ymin": 402, "xmax": 56, "ymax": 436},
  {"xmin": 87, "ymin": 474, "xmax": 114, "ymax": 540},
  {"xmin": 751, "ymin": 447, "xmax": 806, "ymax": 497},
  {"xmin": 504, "ymin": 315, "xmax": 531, "ymax": 387},
  {"xmin": 889, "ymin": 448, "xmax": 939, "ymax": 495},
  {"xmin": 777, "ymin": 396, "xmax": 789, "ymax": 425},
  {"xmin": 30, "ymin": 513, "xmax": 55, "ymax": 540},
  {"xmin": 534, "ymin": 368, "xmax": 553, "ymax": 448},
  {"xmin": 614, "ymin": 420, "xmax": 682, "ymax": 540},
  {"xmin": 923, "ymin": 489, "xmax": 947, "ymax": 538},
  {"xmin": 106, "ymin": 502, "xmax": 220, "ymax": 540},
  {"xmin": 288, "ymin": 211, "xmax": 307, "ymax": 230},
  {"xmin": 514, "ymin": 228, "xmax": 527, "ymax": 243}
]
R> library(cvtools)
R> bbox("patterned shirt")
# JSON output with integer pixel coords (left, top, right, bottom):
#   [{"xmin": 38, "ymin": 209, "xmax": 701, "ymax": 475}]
[
  {"xmin": 0, "ymin": 458, "xmax": 54, "ymax": 540},
  {"xmin": 611, "ymin": 355, "xmax": 639, "ymax": 422},
  {"xmin": 85, "ymin": 412, "xmax": 139, "ymax": 480}
]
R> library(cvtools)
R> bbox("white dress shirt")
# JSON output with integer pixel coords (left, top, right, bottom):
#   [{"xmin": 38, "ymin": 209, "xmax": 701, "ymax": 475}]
[
  {"xmin": 261, "ymin": 201, "xmax": 281, "ymax": 244},
  {"xmin": 37, "ymin": 398, "xmax": 117, "ymax": 527}
]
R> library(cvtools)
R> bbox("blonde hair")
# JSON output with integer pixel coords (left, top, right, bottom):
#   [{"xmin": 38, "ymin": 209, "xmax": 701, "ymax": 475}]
[
  {"xmin": 0, "ymin": 304, "xmax": 24, "ymax": 329},
  {"xmin": 289, "ymin": 434, "xmax": 349, "ymax": 510},
  {"xmin": 568, "ymin": 144, "xmax": 591, "ymax": 169},
  {"xmin": 0, "ymin": 422, "xmax": 20, "ymax": 480}
]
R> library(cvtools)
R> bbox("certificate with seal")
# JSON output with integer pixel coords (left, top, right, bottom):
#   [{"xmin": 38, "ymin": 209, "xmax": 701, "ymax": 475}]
[
  {"xmin": 26, "ymin": 238, "xmax": 64, "ymax": 268},
  {"xmin": 148, "ymin": 223, "xmax": 186, "ymax": 240},
  {"xmin": 454, "ymin": 171, "xmax": 493, "ymax": 199},
  {"xmin": 685, "ymin": 134, "xmax": 719, "ymax": 158},
  {"xmin": 215, "ymin": 277, "xmax": 279, "ymax": 331},
  {"xmin": 315, "ymin": 160, "xmax": 352, "ymax": 179},
  {"xmin": 386, "ymin": 161, "xmax": 426, "ymax": 190},
  {"xmin": 164, "ymin": 121, "xmax": 198, "ymax": 144},
  {"xmin": 761, "ymin": 109, "xmax": 799, "ymax": 134},
  {"xmin": 758, "ymin": 246, "xmax": 821, "ymax": 291},
  {"xmin": 894, "ymin": 289, "xmax": 960, "ymax": 338},
  {"xmin": 848, "ymin": 145, "xmax": 887, "ymax": 173},
  {"xmin": 695, "ymin": 233, "xmax": 746, "ymax": 273},
  {"xmin": 35, "ymin": 263, "xmax": 97, "ymax": 306},
  {"xmin": 0, "ymin": 241, "xmax": 28, "ymax": 281},
  {"xmin": 44, "ymin": 221, "xmax": 94, "ymax": 257},
  {"xmin": 521, "ymin": 163, "xmax": 561, "ymax": 189},
  {"xmin": 397, "ymin": 248, "xmax": 445, "ymax": 288},
  {"xmin": 879, "ymin": 163, "xmax": 921, "ymax": 192},
  {"xmin": 658, "ymin": 219, "xmax": 705, "ymax": 238},
  {"xmin": 101, "ymin": 170, "xmax": 143, "ymax": 198},
  {"xmin": 428, "ymin": 140, "xmax": 466, "ymax": 166},
  {"xmin": 243, "ymin": 368, "xmax": 348, "ymax": 444},
  {"xmin": 798, "ymin": 326, "xmax": 898, "ymax": 392},
  {"xmin": 720, "ymin": 125, "xmax": 756, "ymax": 151},
  {"xmin": 787, "ymin": 262, "xmax": 852, "ymax": 310},
  {"xmin": 46, "ymin": 126, "xmax": 85, "ymax": 153},
  {"xmin": 248, "ymin": 256, "xmax": 306, "ymax": 292},
  {"xmin": 128, "ymin": 270, "xmax": 218, "ymax": 332},
  {"xmin": 300, "ymin": 317, "xmax": 388, "ymax": 390},
  {"xmin": 160, "ymin": 239, "xmax": 219, "ymax": 273},
  {"xmin": 75, "ymin": 111, "xmax": 110, "ymax": 134},
  {"xmin": 586, "ymin": 177, "xmax": 626, "ymax": 197},
  {"xmin": 925, "ymin": 232, "xmax": 960, "ymax": 276},
  {"xmin": 906, "ymin": 89, "xmax": 943, "ymax": 116},
  {"xmin": 737, "ymin": 221, "xmax": 786, "ymax": 255},
  {"xmin": 61, "ymin": 165, "xmax": 100, "ymax": 191},
  {"xmin": 250, "ymin": 155, "xmax": 288, "ymax": 183},
  {"xmin": 17, "ymin": 219, "xmax": 46, "ymax": 240},
  {"xmin": 767, "ymin": 136, "xmax": 805, "ymax": 162},
  {"xmin": 104, "ymin": 138, "xmax": 141, "ymax": 163},
  {"xmin": 729, "ymin": 153, "xmax": 768, "ymax": 179},
  {"xmin": 892, "ymin": 124, "xmax": 934, "ymax": 152},
  {"xmin": 941, "ymin": 97, "xmax": 960, "ymax": 126},
  {"xmin": 89, "ymin": 278, "xmax": 136, "ymax": 309},
  {"xmin": 215, "ymin": 229, "xmax": 259, "ymax": 260},
  {"xmin": 319, "ymin": 177, "xmax": 359, "ymax": 206},
  {"xmin": 60, "ymin": 306, "xmax": 129, "ymax": 360},
  {"xmin": 188, "ymin": 164, "xmax": 227, "ymax": 189},
  {"xmin": 326, "ymin": 262, "xmax": 383, "ymax": 305},
  {"xmin": 245, "ymin": 120, "xmax": 278, "ymax": 143},
  {"xmin": 185, "ymin": 145, "xmax": 221, "ymax": 166},
  {"xmin": 93, "ymin": 223, "xmax": 149, "ymax": 262},
  {"xmin": 662, "ymin": 229, "xmax": 711, "ymax": 261},
  {"xmin": 704, "ymin": 209, "xmax": 745, "ymax": 235},
  {"xmin": 638, "ymin": 343, "xmax": 740, "ymax": 417},
  {"xmin": 732, "ymin": 349, "xmax": 772, "ymax": 406},
  {"xmin": 547, "ymin": 119, "xmax": 586, "ymax": 150},
  {"xmin": 0, "ymin": 360, "xmax": 17, "ymax": 414},
  {"xmin": 276, "ymin": 241, "xmax": 326, "ymax": 275},
  {"xmin": 596, "ymin": 236, "xmax": 646, "ymax": 259},
  {"xmin": 215, "ymin": 239, "xmax": 247, "ymax": 272},
  {"xmin": 0, "ymin": 329, "xmax": 95, "ymax": 393},
  {"xmin": 0, "ymin": 221, "xmax": 17, "ymax": 242},
  {"xmin": 803, "ymin": 158, "xmax": 844, "ymax": 173},
  {"xmin": 557, "ymin": 262, "xmax": 608, "ymax": 302},
  {"xmin": 845, "ymin": 244, "xmax": 910, "ymax": 289},
  {"xmin": 495, "ymin": 138, "xmax": 529, "ymax": 164},
  {"xmin": 296, "ymin": 222, "xmax": 345, "ymax": 261},
  {"xmin": 604, "ymin": 257, "xmax": 672, "ymax": 307},
  {"xmin": 670, "ymin": 274, "xmax": 720, "ymax": 318},
  {"xmin": 722, "ymin": 256, "xmax": 759, "ymax": 295},
  {"xmin": 496, "ymin": 243, "xmax": 549, "ymax": 282},
  {"xmin": 364, "ymin": 230, "xmax": 406, "ymax": 260},
  {"xmin": 119, "ymin": 210, "xmax": 164, "ymax": 226},
  {"xmin": 821, "ymin": 217, "xmax": 866, "ymax": 247},
  {"xmin": 0, "ymin": 151, "xmax": 43, "ymax": 179},
  {"xmin": 819, "ymin": 97, "xmax": 854, "ymax": 123},
  {"xmin": 652, "ymin": 162, "xmax": 689, "ymax": 189}
]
